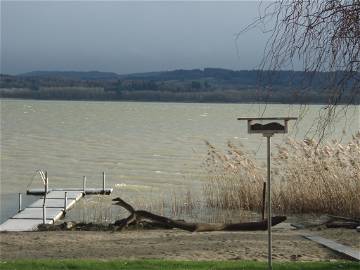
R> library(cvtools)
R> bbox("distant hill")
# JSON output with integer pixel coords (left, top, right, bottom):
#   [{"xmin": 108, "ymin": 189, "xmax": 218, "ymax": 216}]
[
  {"xmin": 125, "ymin": 68, "xmax": 355, "ymax": 89},
  {"xmin": 17, "ymin": 68, "xmax": 346, "ymax": 88},
  {"xmin": 20, "ymin": 70, "xmax": 120, "ymax": 81}
]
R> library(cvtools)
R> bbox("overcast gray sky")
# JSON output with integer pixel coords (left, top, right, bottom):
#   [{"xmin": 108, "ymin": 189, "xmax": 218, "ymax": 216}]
[{"xmin": 1, "ymin": 1, "xmax": 271, "ymax": 75}]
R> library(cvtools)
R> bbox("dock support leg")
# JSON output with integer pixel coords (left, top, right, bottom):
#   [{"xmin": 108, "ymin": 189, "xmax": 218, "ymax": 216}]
[{"xmin": 18, "ymin": 193, "xmax": 22, "ymax": 212}]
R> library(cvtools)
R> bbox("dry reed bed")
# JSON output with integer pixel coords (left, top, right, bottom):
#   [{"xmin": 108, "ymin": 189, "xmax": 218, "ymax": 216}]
[
  {"xmin": 69, "ymin": 188, "xmax": 199, "ymax": 224},
  {"xmin": 69, "ymin": 187, "xmax": 258, "ymax": 225},
  {"xmin": 68, "ymin": 133, "xmax": 359, "ymax": 224},
  {"xmin": 203, "ymin": 133, "xmax": 360, "ymax": 218}
]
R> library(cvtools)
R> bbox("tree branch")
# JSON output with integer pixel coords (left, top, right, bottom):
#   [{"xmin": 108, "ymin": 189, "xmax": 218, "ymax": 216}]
[{"xmin": 112, "ymin": 197, "xmax": 286, "ymax": 232}]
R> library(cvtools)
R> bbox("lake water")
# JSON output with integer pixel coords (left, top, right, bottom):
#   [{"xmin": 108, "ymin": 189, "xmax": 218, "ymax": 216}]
[{"xmin": 1, "ymin": 99, "xmax": 359, "ymax": 222}]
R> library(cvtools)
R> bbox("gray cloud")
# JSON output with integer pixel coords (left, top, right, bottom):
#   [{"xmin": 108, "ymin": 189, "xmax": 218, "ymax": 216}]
[{"xmin": 1, "ymin": 1, "xmax": 271, "ymax": 74}]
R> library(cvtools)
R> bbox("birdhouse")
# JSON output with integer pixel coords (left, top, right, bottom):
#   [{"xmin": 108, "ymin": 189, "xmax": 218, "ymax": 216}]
[{"xmin": 237, "ymin": 117, "xmax": 297, "ymax": 135}]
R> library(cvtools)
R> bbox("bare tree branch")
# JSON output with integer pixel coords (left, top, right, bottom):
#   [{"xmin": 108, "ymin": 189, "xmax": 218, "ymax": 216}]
[{"xmin": 238, "ymin": 0, "xmax": 359, "ymax": 138}]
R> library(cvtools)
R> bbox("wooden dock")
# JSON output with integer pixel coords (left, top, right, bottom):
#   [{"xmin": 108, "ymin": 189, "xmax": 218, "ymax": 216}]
[
  {"xmin": 302, "ymin": 234, "xmax": 360, "ymax": 261},
  {"xmin": 0, "ymin": 188, "xmax": 113, "ymax": 232}
]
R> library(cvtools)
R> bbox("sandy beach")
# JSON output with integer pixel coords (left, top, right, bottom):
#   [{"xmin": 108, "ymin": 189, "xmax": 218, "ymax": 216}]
[{"xmin": 1, "ymin": 226, "xmax": 358, "ymax": 261}]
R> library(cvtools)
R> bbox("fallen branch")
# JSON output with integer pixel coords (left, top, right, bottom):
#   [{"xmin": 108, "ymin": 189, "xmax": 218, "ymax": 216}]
[
  {"xmin": 324, "ymin": 215, "xmax": 359, "ymax": 229},
  {"xmin": 326, "ymin": 215, "xmax": 360, "ymax": 223},
  {"xmin": 326, "ymin": 221, "xmax": 359, "ymax": 229},
  {"xmin": 112, "ymin": 197, "xmax": 286, "ymax": 232}
]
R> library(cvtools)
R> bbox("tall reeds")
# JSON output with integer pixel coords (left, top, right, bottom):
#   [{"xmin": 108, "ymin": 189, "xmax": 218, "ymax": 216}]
[
  {"xmin": 203, "ymin": 133, "xmax": 360, "ymax": 218},
  {"xmin": 203, "ymin": 140, "xmax": 265, "ymax": 211},
  {"xmin": 273, "ymin": 133, "xmax": 360, "ymax": 217}
]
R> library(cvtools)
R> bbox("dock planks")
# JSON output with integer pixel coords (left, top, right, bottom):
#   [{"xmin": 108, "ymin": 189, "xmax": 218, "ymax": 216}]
[
  {"xmin": 28, "ymin": 198, "xmax": 76, "ymax": 208},
  {"xmin": 0, "ymin": 219, "xmax": 54, "ymax": 231},
  {"xmin": 0, "ymin": 187, "xmax": 113, "ymax": 232},
  {"xmin": 302, "ymin": 234, "xmax": 360, "ymax": 261}
]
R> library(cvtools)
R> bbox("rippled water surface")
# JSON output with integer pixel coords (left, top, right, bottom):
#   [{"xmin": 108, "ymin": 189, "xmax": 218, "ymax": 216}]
[{"xmin": 1, "ymin": 100, "xmax": 358, "ymax": 222}]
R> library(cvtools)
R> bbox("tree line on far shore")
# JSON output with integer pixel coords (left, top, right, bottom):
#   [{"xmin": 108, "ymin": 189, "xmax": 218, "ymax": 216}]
[{"xmin": 1, "ymin": 69, "xmax": 358, "ymax": 104}]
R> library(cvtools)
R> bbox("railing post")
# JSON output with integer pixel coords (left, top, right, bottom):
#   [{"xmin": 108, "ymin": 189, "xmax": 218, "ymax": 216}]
[
  {"xmin": 43, "ymin": 171, "xmax": 48, "ymax": 224},
  {"xmin": 64, "ymin": 192, "xmax": 68, "ymax": 211},
  {"xmin": 18, "ymin": 193, "xmax": 22, "ymax": 212},
  {"xmin": 102, "ymin": 171, "xmax": 106, "ymax": 194},
  {"xmin": 45, "ymin": 171, "xmax": 49, "ymax": 192},
  {"xmin": 83, "ymin": 176, "xmax": 86, "ymax": 195}
]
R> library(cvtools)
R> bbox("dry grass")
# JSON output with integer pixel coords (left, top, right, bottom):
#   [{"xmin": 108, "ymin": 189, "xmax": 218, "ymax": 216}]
[
  {"xmin": 203, "ymin": 140, "xmax": 265, "ymax": 212},
  {"xmin": 75, "ymin": 195, "xmax": 113, "ymax": 224},
  {"xmin": 68, "ymin": 133, "xmax": 360, "ymax": 225},
  {"xmin": 70, "ymin": 187, "xmax": 198, "ymax": 224},
  {"xmin": 273, "ymin": 133, "xmax": 360, "ymax": 217},
  {"xmin": 203, "ymin": 133, "xmax": 360, "ymax": 218},
  {"xmin": 70, "ymin": 186, "xmax": 257, "ymax": 224}
]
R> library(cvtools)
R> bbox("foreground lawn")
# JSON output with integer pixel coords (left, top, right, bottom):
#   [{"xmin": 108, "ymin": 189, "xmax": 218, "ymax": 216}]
[{"xmin": 0, "ymin": 259, "xmax": 358, "ymax": 270}]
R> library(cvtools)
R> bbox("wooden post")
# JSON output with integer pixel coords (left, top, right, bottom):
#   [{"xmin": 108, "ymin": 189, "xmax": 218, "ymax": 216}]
[
  {"xmin": 43, "ymin": 205, "xmax": 46, "ymax": 224},
  {"xmin": 262, "ymin": 182, "xmax": 266, "ymax": 220},
  {"xmin": 18, "ymin": 193, "xmax": 22, "ymax": 212},
  {"xmin": 83, "ymin": 176, "xmax": 86, "ymax": 195},
  {"xmin": 102, "ymin": 172, "xmax": 106, "ymax": 193},
  {"xmin": 64, "ymin": 192, "xmax": 68, "ymax": 211}
]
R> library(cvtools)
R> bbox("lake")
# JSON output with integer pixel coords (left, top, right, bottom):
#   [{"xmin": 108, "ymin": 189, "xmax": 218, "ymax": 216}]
[{"xmin": 1, "ymin": 99, "xmax": 358, "ymax": 222}]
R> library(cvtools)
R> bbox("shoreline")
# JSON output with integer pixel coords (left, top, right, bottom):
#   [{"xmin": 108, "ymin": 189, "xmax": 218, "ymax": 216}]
[
  {"xmin": 1, "ymin": 227, "xmax": 358, "ymax": 261},
  {"xmin": 2, "ymin": 97, "xmax": 358, "ymax": 106}
]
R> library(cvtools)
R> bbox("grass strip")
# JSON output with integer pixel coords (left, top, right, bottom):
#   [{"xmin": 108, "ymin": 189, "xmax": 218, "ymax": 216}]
[{"xmin": 0, "ymin": 259, "xmax": 358, "ymax": 270}]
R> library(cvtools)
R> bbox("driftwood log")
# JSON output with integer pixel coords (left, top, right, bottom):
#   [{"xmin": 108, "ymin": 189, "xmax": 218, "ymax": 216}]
[
  {"xmin": 291, "ymin": 215, "xmax": 360, "ymax": 230},
  {"xmin": 325, "ymin": 215, "xmax": 360, "ymax": 229},
  {"xmin": 326, "ymin": 215, "xmax": 360, "ymax": 223},
  {"xmin": 112, "ymin": 197, "xmax": 286, "ymax": 232}
]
